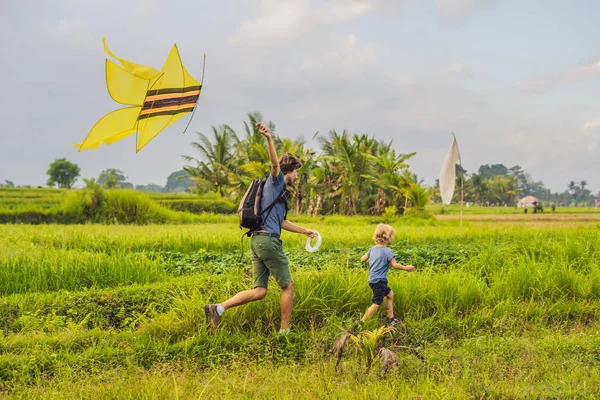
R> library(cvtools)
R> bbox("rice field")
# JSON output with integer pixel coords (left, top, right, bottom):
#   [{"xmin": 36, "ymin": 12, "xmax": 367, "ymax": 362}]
[{"xmin": 1, "ymin": 215, "xmax": 600, "ymax": 398}]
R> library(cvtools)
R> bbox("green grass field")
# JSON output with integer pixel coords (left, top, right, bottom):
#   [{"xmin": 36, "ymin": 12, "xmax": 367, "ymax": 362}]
[
  {"xmin": 3, "ymin": 187, "xmax": 598, "ymax": 217},
  {"xmin": 1, "ymin": 216, "xmax": 600, "ymax": 398},
  {"xmin": 430, "ymin": 203, "xmax": 600, "ymax": 215}
]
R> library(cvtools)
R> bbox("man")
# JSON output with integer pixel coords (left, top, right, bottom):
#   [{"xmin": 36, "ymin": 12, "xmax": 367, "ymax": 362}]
[{"xmin": 205, "ymin": 122, "xmax": 317, "ymax": 334}]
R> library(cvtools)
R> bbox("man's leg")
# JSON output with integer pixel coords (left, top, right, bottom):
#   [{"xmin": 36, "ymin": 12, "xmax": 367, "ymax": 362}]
[
  {"xmin": 222, "ymin": 286, "xmax": 267, "ymax": 310},
  {"xmin": 205, "ymin": 239, "xmax": 269, "ymax": 332},
  {"xmin": 223, "ymin": 238, "xmax": 270, "ymax": 310},
  {"xmin": 268, "ymin": 238, "xmax": 293, "ymax": 333},
  {"xmin": 205, "ymin": 287, "xmax": 267, "ymax": 332},
  {"xmin": 280, "ymin": 281, "xmax": 294, "ymax": 331}
]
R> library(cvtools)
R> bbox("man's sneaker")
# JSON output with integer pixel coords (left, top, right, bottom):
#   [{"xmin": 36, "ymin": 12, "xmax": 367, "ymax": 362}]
[
  {"xmin": 385, "ymin": 317, "xmax": 401, "ymax": 327},
  {"xmin": 204, "ymin": 304, "xmax": 221, "ymax": 332}
]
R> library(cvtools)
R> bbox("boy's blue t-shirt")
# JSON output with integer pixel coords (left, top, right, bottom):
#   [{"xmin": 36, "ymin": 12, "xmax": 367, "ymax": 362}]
[
  {"xmin": 367, "ymin": 245, "xmax": 395, "ymax": 283},
  {"xmin": 260, "ymin": 171, "xmax": 286, "ymax": 235}
]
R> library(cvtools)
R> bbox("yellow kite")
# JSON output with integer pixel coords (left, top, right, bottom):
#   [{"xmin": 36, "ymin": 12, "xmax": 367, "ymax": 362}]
[{"xmin": 76, "ymin": 38, "xmax": 203, "ymax": 152}]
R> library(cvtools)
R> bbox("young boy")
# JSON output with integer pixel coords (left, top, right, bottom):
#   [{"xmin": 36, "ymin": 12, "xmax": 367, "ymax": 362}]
[{"xmin": 359, "ymin": 224, "xmax": 414, "ymax": 327}]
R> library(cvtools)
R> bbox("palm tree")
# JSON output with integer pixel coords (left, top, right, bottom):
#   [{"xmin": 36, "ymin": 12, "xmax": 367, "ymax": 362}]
[
  {"xmin": 182, "ymin": 125, "xmax": 239, "ymax": 196},
  {"xmin": 505, "ymin": 175, "xmax": 518, "ymax": 205},
  {"xmin": 486, "ymin": 176, "xmax": 505, "ymax": 204},
  {"xmin": 237, "ymin": 111, "xmax": 273, "ymax": 164},
  {"xmin": 273, "ymin": 135, "xmax": 316, "ymax": 214},
  {"xmin": 363, "ymin": 148, "xmax": 416, "ymax": 213},
  {"xmin": 98, "ymin": 169, "xmax": 125, "ymax": 189},
  {"xmin": 568, "ymin": 180, "xmax": 578, "ymax": 195},
  {"xmin": 319, "ymin": 131, "xmax": 377, "ymax": 214},
  {"xmin": 227, "ymin": 113, "xmax": 276, "ymax": 199},
  {"xmin": 406, "ymin": 183, "xmax": 430, "ymax": 214}
]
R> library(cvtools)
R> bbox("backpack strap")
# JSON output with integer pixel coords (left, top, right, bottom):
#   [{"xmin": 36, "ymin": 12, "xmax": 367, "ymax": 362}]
[
  {"xmin": 257, "ymin": 185, "xmax": 288, "ymax": 230},
  {"xmin": 283, "ymin": 190, "xmax": 289, "ymax": 221}
]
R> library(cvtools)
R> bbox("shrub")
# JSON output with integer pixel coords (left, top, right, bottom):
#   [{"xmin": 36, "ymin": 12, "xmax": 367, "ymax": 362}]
[
  {"xmin": 63, "ymin": 189, "xmax": 200, "ymax": 224},
  {"xmin": 158, "ymin": 199, "xmax": 236, "ymax": 214}
]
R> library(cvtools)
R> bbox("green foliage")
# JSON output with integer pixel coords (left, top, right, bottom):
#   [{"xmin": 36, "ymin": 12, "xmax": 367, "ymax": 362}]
[
  {"xmin": 406, "ymin": 183, "xmax": 431, "ymax": 215},
  {"xmin": 164, "ymin": 170, "xmax": 193, "ymax": 193},
  {"xmin": 349, "ymin": 326, "xmax": 391, "ymax": 369},
  {"xmin": 178, "ymin": 115, "xmax": 420, "ymax": 215},
  {"xmin": 98, "ymin": 169, "xmax": 132, "ymax": 189},
  {"xmin": 135, "ymin": 183, "xmax": 164, "ymax": 192},
  {"xmin": 46, "ymin": 158, "xmax": 80, "ymax": 189},
  {"xmin": 158, "ymin": 199, "xmax": 236, "ymax": 214},
  {"xmin": 478, "ymin": 164, "xmax": 508, "ymax": 179},
  {"xmin": 182, "ymin": 125, "xmax": 239, "ymax": 196},
  {"xmin": 62, "ymin": 189, "xmax": 202, "ymax": 224},
  {"xmin": 382, "ymin": 206, "xmax": 397, "ymax": 223}
]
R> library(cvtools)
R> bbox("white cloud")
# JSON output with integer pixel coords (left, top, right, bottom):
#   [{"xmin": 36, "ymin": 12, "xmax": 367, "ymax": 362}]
[
  {"xmin": 584, "ymin": 115, "xmax": 600, "ymax": 131},
  {"xmin": 447, "ymin": 63, "xmax": 463, "ymax": 73},
  {"xmin": 232, "ymin": 0, "xmax": 309, "ymax": 45},
  {"xmin": 230, "ymin": 0, "xmax": 379, "ymax": 46},
  {"xmin": 521, "ymin": 61, "xmax": 600, "ymax": 93},
  {"xmin": 446, "ymin": 63, "xmax": 472, "ymax": 78},
  {"xmin": 316, "ymin": 0, "xmax": 374, "ymax": 24},
  {"xmin": 54, "ymin": 17, "xmax": 84, "ymax": 36},
  {"xmin": 300, "ymin": 34, "xmax": 377, "ymax": 76},
  {"xmin": 2, "ymin": 0, "xmax": 599, "ymax": 193},
  {"xmin": 435, "ymin": 0, "xmax": 499, "ymax": 25}
]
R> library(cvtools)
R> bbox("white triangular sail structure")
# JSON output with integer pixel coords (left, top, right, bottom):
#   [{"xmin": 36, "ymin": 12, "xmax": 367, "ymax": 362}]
[{"xmin": 439, "ymin": 137, "xmax": 461, "ymax": 205}]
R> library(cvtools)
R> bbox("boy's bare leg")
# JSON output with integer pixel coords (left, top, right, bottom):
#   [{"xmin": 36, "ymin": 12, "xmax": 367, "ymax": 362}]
[
  {"xmin": 221, "ymin": 287, "xmax": 267, "ymax": 310},
  {"xmin": 280, "ymin": 281, "xmax": 294, "ymax": 330},
  {"xmin": 361, "ymin": 304, "xmax": 380, "ymax": 322},
  {"xmin": 384, "ymin": 291, "xmax": 394, "ymax": 318}
]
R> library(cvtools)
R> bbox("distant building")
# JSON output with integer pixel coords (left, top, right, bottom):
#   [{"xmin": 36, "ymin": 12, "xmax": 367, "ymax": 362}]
[{"xmin": 517, "ymin": 195, "xmax": 538, "ymax": 208}]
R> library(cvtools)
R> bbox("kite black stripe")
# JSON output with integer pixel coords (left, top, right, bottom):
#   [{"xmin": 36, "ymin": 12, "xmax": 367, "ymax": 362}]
[
  {"xmin": 137, "ymin": 107, "xmax": 196, "ymax": 120},
  {"xmin": 146, "ymin": 86, "xmax": 202, "ymax": 96},
  {"xmin": 141, "ymin": 95, "xmax": 199, "ymax": 111}
]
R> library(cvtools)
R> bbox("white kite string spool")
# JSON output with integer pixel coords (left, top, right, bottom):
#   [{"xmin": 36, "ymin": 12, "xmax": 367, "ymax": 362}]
[{"xmin": 305, "ymin": 231, "xmax": 322, "ymax": 253}]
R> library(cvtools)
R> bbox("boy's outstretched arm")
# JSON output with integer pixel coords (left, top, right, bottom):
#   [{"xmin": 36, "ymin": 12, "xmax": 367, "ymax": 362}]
[
  {"xmin": 360, "ymin": 253, "xmax": 369, "ymax": 262},
  {"xmin": 256, "ymin": 122, "xmax": 280, "ymax": 177},
  {"xmin": 391, "ymin": 258, "xmax": 415, "ymax": 271}
]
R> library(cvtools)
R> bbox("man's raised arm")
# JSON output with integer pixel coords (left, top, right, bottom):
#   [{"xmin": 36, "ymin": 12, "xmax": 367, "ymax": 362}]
[{"xmin": 256, "ymin": 122, "xmax": 280, "ymax": 177}]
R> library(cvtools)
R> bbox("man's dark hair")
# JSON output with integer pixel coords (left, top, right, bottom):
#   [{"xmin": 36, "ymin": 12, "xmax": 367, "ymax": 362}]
[{"xmin": 279, "ymin": 153, "xmax": 302, "ymax": 174}]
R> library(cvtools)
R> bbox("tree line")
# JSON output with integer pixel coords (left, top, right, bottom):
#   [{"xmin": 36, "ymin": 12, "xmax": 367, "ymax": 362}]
[
  {"xmin": 432, "ymin": 164, "xmax": 598, "ymax": 207},
  {"xmin": 181, "ymin": 112, "xmax": 427, "ymax": 215},
  {"xmin": 4, "ymin": 112, "xmax": 597, "ymax": 213}
]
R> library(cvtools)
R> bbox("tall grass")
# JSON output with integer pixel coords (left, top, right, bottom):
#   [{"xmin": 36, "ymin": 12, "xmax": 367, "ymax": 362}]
[
  {"xmin": 2, "ymin": 218, "xmax": 600, "ymax": 397},
  {"xmin": 0, "ymin": 247, "xmax": 166, "ymax": 295},
  {"xmin": 62, "ymin": 189, "xmax": 202, "ymax": 224},
  {"xmin": 1, "ymin": 222, "xmax": 599, "ymax": 296}
]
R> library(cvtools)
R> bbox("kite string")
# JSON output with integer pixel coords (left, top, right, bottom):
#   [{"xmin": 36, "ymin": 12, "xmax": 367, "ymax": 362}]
[{"xmin": 182, "ymin": 53, "xmax": 206, "ymax": 135}]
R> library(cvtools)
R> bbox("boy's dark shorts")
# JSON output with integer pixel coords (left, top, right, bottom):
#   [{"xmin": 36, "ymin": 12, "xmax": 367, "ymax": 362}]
[{"xmin": 369, "ymin": 280, "xmax": 391, "ymax": 305}]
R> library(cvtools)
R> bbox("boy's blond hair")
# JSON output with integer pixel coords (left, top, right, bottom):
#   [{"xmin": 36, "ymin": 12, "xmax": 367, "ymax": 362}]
[{"xmin": 373, "ymin": 224, "xmax": 396, "ymax": 245}]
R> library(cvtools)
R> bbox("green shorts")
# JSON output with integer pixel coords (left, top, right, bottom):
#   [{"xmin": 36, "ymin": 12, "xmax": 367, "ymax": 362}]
[{"xmin": 250, "ymin": 234, "xmax": 292, "ymax": 288}]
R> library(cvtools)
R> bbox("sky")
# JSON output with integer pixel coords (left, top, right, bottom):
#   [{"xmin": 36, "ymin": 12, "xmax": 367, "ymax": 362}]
[{"xmin": 1, "ymin": 0, "xmax": 599, "ymax": 192}]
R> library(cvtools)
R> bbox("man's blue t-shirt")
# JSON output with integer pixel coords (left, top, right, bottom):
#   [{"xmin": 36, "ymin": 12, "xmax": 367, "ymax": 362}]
[
  {"xmin": 367, "ymin": 246, "xmax": 395, "ymax": 283},
  {"xmin": 260, "ymin": 171, "xmax": 287, "ymax": 235}
]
